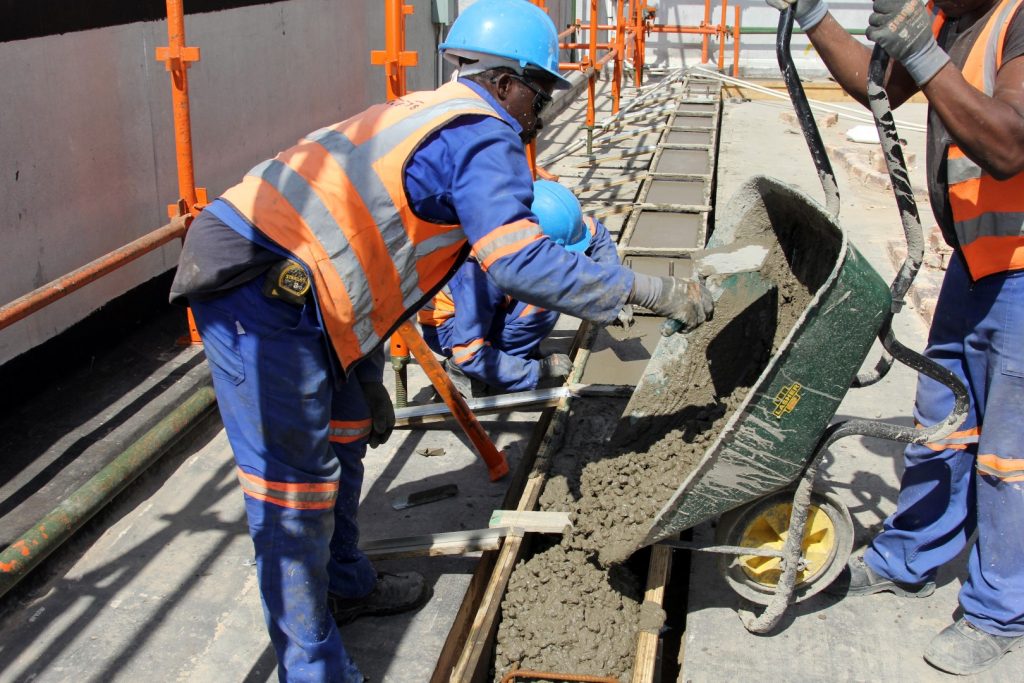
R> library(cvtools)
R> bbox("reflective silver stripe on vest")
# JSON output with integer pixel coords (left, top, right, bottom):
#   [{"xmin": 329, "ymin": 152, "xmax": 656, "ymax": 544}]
[
  {"xmin": 947, "ymin": 155, "xmax": 984, "ymax": 185},
  {"xmin": 956, "ymin": 211, "xmax": 1024, "ymax": 245},
  {"xmin": 247, "ymin": 158, "xmax": 379, "ymax": 351},
  {"xmin": 472, "ymin": 223, "xmax": 544, "ymax": 265},
  {"xmin": 247, "ymin": 95, "xmax": 494, "ymax": 356},
  {"xmin": 307, "ymin": 97, "xmax": 488, "ymax": 311},
  {"xmin": 236, "ymin": 472, "xmax": 339, "ymax": 504}
]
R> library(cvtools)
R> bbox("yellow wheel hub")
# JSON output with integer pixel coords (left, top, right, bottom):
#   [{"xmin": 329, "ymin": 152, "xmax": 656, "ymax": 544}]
[{"xmin": 737, "ymin": 502, "xmax": 835, "ymax": 587}]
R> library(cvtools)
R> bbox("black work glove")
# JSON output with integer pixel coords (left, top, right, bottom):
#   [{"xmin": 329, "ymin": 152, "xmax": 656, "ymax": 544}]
[
  {"xmin": 361, "ymin": 382, "xmax": 395, "ymax": 448},
  {"xmin": 628, "ymin": 274, "xmax": 714, "ymax": 336},
  {"xmin": 537, "ymin": 353, "xmax": 573, "ymax": 381},
  {"xmin": 867, "ymin": 0, "xmax": 950, "ymax": 85}
]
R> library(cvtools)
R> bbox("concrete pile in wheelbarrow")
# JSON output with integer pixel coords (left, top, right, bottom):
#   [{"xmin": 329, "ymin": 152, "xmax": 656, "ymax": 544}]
[{"xmin": 493, "ymin": 176, "xmax": 887, "ymax": 681}]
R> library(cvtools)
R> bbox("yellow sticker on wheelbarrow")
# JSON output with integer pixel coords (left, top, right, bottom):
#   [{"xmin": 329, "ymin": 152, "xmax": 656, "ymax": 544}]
[{"xmin": 772, "ymin": 383, "xmax": 802, "ymax": 418}]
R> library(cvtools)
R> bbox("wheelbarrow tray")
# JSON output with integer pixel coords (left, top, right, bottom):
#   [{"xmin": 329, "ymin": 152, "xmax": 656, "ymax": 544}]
[{"xmin": 634, "ymin": 175, "xmax": 891, "ymax": 550}]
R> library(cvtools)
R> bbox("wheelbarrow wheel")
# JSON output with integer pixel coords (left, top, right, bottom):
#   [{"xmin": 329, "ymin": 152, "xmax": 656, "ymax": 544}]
[{"xmin": 715, "ymin": 489, "xmax": 854, "ymax": 605}]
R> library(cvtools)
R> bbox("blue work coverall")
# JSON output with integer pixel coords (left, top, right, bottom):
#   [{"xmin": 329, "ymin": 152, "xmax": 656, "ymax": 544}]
[
  {"xmin": 174, "ymin": 78, "xmax": 633, "ymax": 682},
  {"xmin": 421, "ymin": 218, "xmax": 620, "ymax": 393}
]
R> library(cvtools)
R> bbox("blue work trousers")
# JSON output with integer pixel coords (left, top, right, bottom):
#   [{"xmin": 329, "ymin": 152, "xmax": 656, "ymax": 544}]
[
  {"xmin": 191, "ymin": 278, "xmax": 377, "ymax": 682},
  {"xmin": 422, "ymin": 300, "xmax": 560, "ymax": 387},
  {"xmin": 865, "ymin": 256, "xmax": 1024, "ymax": 636}
]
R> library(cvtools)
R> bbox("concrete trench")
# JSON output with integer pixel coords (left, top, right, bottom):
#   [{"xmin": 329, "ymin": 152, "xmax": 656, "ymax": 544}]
[{"xmin": 487, "ymin": 74, "xmax": 726, "ymax": 683}]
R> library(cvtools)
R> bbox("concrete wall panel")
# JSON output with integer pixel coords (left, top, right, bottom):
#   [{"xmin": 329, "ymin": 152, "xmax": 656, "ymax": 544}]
[{"xmin": 0, "ymin": 0, "xmax": 444, "ymax": 365}]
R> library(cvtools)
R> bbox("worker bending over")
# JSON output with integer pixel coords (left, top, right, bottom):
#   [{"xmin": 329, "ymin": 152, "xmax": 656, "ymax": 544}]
[
  {"xmin": 769, "ymin": 0, "xmax": 1024, "ymax": 674},
  {"xmin": 419, "ymin": 179, "xmax": 628, "ymax": 396},
  {"xmin": 169, "ymin": 0, "xmax": 712, "ymax": 680}
]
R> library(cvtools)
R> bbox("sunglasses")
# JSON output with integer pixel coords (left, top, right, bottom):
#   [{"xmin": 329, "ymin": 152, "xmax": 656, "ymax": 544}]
[{"xmin": 506, "ymin": 73, "xmax": 553, "ymax": 116}]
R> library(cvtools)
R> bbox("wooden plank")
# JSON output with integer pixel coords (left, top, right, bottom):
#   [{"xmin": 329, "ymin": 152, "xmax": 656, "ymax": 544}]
[
  {"xmin": 631, "ymin": 545, "xmax": 673, "ymax": 683},
  {"xmin": 449, "ymin": 475, "xmax": 546, "ymax": 683},
  {"xmin": 362, "ymin": 513, "xmax": 572, "ymax": 561},
  {"xmin": 488, "ymin": 510, "xmax": 571, "ymax": 533},
  {"xmin": 361, "ymin": 529, "xmax": 505, "ymax": 561}
]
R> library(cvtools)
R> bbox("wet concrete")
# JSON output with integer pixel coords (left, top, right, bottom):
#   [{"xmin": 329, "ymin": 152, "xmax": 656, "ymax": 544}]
[
  {"xmin": 654, "ymin": 149, "xmax": 711, "ymax": 175},
  {"xmin": 579, "ymin": 317, "xmax": 662, "ymax": 386},
  {"xmin": 645, "ymin": 179, "xmax": 707, "ymax": 205},
  {"xmin": 669, "ymin": 115, "xmax": 715, "ymax": 130},
  {"xmin": 621, "ymin": 255, "xmax": 695, "ymax": 280},
  {"xmin": 664, "ymin": 129, "xmax": 712, "ymax": 145},
  {"xmin": 629, "ymin": 211, "xmax": 703, "ymax": 248},
  {"xmin": 493, "ymin": 398, "xmax": 642, "ymax": 682}
]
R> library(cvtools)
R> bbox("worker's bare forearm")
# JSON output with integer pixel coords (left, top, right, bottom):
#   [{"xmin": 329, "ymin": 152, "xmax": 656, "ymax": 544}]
[
  {"xmin": 806, "ymin": 15, "xmax": 919, "ymax": 109},
  {"xmin": 922, "ymin": 59, "xmax": 1024, "ymax": 179}
]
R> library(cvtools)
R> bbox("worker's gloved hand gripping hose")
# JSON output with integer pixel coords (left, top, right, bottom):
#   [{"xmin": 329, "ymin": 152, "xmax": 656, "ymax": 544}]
[
  {"xmin": 867, "ymin": 0, "xmax": 950, "ymax": 85},
  {"xmin": 628, "ymin": 273, "xmax": 715, "ymax": 336},
  {"xmin": 361, "ymin": 381, "xmax": 395, "ymax": 448}
]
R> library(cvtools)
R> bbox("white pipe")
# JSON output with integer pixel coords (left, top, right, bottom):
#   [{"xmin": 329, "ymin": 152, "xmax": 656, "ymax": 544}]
[{"xmin": 690, "ymin": 66, "xmax": 928, "ymax": 133}]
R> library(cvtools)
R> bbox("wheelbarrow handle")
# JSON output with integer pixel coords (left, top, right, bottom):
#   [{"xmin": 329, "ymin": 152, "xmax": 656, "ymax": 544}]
[{"xmin": 776, "ymin": 7, "xmax": 841, "ymax": 218}]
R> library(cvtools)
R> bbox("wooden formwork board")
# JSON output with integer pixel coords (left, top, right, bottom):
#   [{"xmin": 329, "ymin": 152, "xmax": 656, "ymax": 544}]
[{"xmin": 432, "ymin": 75, "xmax": 721, "ymax": 683}]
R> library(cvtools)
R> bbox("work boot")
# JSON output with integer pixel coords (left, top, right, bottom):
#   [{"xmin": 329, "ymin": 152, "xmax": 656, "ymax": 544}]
[
  {"xmin": 328, "ymin": 572, "xmax": 432, "ymax": 626},
  {"xmin": 924, "ymin": 617, "xmax": 1024, "ymax": 675},
  {"xmin": 827, "ymin": 553, "xmax": 936, "ymax": 598}
]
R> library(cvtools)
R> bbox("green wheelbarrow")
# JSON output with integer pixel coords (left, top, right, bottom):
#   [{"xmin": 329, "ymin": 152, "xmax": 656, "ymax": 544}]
[{"xmin": 611, "ymin": 10, "xmax": 970, "ymax": 633}]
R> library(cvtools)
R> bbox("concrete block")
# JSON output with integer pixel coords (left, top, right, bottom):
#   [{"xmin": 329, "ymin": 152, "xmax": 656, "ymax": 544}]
[
  {"xmin": 779, "ymin": 110, "xmax": 839, "ymax": 128},
  {"xmin": 869, "ymin": 148, "xmax": 916, "ymax": 173}
]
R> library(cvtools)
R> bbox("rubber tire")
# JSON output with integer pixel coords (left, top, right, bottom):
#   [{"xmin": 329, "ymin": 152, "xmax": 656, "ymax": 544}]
[{"xmin": 715, "ymin": 489, "xmax": 854, "ymax": 606}]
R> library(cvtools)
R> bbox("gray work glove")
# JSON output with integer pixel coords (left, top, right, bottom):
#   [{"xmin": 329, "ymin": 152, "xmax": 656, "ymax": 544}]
[
  {"xmin": 361, "ymin": 381, "xmax": 395, "ymax": 449},
  {"xmin": 628, "ymin": 274, "xmax": 714, "ymax": 336},
  {"xmin": 867, "ymin": 0, "xmax": 950, "ymax": 85},
  {"xmin": 537, "ymin": 353, "xmax": 573, "ymax": 381},
  {"xmin": 613, "ymin": 304, "xmax": 636, "ymax": 329},
  {"xmin": 766, "ymin": 0, "xmax": 829, "ymax": 30}
]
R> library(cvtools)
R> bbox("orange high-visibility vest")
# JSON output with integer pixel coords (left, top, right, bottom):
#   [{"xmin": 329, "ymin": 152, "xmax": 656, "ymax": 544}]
[
  {"xmin": 933, "ymin": 0, "xmax": 1024, "ymax": 279},
  {"xmin": 221, "ymin": 82, "xmax": 507, "ymax": 370},
  {"xmin": 417, "ymin": 284, "xmax": 456, "ymax": 327}
]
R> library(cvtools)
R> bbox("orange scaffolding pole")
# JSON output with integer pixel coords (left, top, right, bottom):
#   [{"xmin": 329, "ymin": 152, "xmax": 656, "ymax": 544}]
[
  {"xmin": 612, "ymin": 0, "xmax": 625, "ymax": 114},
  {"xmin": 0, "ymin": 218, "xmax": 189, "ymax": 333},
  {"xmin": 733, "ymin": 5, "xmax": 742, "ymax": 77},
  {"xmin": 155, "ymin": 0, "xmax": 206, "ymax": 220},
  {"xmin": 371, "ymin": 0, "xmax": 418, "ymax": 102},
  {"xmin": 156, "ymin": 0, "xmax": 207, "ymax": 344}
]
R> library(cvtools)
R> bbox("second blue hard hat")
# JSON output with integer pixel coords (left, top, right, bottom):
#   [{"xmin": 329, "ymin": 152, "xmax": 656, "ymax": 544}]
[
  {"xmin": 439, "ymin": 0, "xmax": 571, "ymax": 89},
  {"xmin": 532, "ymin": 179, "xmax": 590, "ymax": 253}
]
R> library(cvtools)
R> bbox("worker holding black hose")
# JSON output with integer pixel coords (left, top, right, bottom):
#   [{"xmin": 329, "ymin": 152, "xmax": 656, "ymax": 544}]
[
  {"xmin": 168, "ymin": 0, "xmax": 712, "ymax": 680},
  {"xmin": 767, "ymin": 0, "xmax": 1024, "ymax": 674}
]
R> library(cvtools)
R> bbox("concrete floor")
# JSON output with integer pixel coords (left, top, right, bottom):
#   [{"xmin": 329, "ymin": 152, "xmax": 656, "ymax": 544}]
[{"xmin": 680, "ymin": 97, "xmax": 1021, "ymax": 682}]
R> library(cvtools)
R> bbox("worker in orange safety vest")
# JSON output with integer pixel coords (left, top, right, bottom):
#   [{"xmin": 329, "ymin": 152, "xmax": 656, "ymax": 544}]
[
  {"xmin": 767, "ymin": 0, "xmax": 1024, "ymax": 674},
  {"xmin": 169, "ymin": 0, "xmax": 713, "ymax": 680}
]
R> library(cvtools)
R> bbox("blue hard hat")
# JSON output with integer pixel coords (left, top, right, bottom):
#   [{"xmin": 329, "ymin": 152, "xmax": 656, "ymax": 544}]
[
  {"xmin": 532, "ymin": 179, "xmax": 590, "ymax": 253},
  {"xmin": 439, "ymin": 0, "xmax": 571, "ymax": 89}
]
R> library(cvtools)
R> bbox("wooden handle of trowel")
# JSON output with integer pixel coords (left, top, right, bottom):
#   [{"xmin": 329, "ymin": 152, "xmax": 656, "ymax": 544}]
[{"xmin": 395, "ymin": 321, "xmax": 509, "ymax": 481}]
